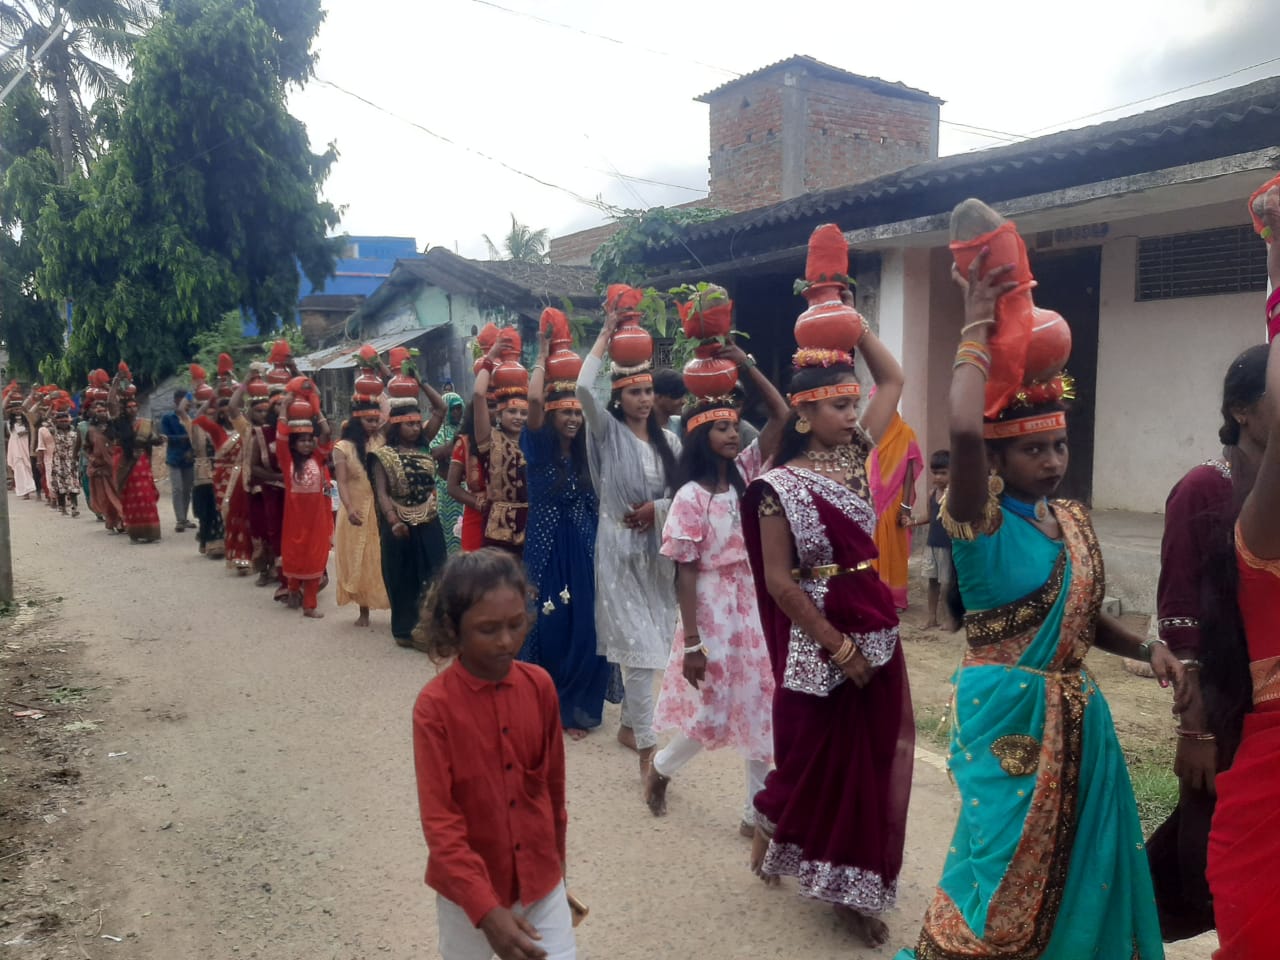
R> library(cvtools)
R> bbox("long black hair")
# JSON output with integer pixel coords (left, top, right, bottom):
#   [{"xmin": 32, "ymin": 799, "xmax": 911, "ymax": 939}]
[
  {"xmin": 677, "ymin": 394, "xmax": 747, "ymax": 499},
  {"xmin": 773, "ymin": 362, "xmax": 858, "ymax": 467},
  {"xmin": 542, "ymin": 387, "xmax": 592, "ymax": 496},
  {"xmin": 1201, "ymin": 344, "xmax": 1269, "ymax": 752},
  {"xmin": 340, "ymin": 414, "xmax": 372, "ymax": 463},
  {"xmin": 609, "ymin": 383, "xmax": 678, "ymax": 493}
]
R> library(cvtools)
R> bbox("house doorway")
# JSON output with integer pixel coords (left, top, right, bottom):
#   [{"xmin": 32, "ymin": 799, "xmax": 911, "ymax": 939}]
[{"xmin": 1028, "ymin": 245, "xmax": 1102, "ymax": 505}]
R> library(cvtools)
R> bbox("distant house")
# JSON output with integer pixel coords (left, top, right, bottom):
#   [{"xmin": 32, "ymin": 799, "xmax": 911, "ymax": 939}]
[
  {"xmin": 297, "ymin": 248, "xmax": 600, "ymax": 419},
  {"xmin": 619, "ymin": 57, "xmax": 1280, "ymax": 513}
]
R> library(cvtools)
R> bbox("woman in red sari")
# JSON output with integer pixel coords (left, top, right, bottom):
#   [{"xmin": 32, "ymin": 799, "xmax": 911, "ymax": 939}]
[
  {"xmin": 1205, "ymin": 179, "xmax": 1280, "ymax": 958},
  {"xmin": 742, "ymin": 225, "xmax": 913, "ymax": 948},
  {"xmin": 107, "ymin": 368, "xmax": 164, "ymax": 543},
  {"xmin": 276, "ymin": 387, "xmax": 334, "ymax": 617}
]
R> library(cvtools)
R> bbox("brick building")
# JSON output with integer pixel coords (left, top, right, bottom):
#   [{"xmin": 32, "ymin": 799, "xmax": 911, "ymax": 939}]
[
  {"xmin": 548, "ymin": 55, "xmax": 941, "ymax": 265},
  {"xmin": 700, "ymin": 56, "xmax": 941, "ymax": 213}
]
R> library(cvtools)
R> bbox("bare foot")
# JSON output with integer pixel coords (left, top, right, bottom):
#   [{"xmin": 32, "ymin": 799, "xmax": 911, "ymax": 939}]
[
  {"xmin": 354, "ymin": 614, "xmax": 370, "ymax": 628},
  {"xmin": 643, "ymin": 764, "xmax": 669, "ymax": 817},
  {"xmin": 287, "ymin": 591, "xmax": 302, "ymax": 610},
  {"xmin": 256, "ymin": 570, "xmax": 273, "ymax": 587},
  {"xmin": 923, "ymin": 620, "xmax": 940, "ymax": 630},
  {"xmin": 565, "ymin": 728, "xmax": 589, "ymax": 741},
  {"xmin": 616, "ymin": 724, "xmax": 637, "ymax": 752},
  {"xmin": 750, "ymin": 826, "xmax": 780, "ymax": 887},
  {"xmin": 738, "ymin": 820, "xmax": 755, "ymax": 839},
  {"xmin": 834, "ymin": 906, "xmax": 890, "ymax": 947},
  {"xmin": 303, "ymin": 609, "xmax": 324, "ymax": 619}
]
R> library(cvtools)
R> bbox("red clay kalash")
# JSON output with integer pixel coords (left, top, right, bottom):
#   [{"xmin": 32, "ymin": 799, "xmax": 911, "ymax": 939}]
[
  {"xmin": 678, "ymin": 284, "xmax": 738, "ymax": 398},
  {"xmin": 793, "ymin": 224, "xmax": 866, "ymax": 364},
  {"xmin": 605, "ymin": 284, "xmax": 652, "ymax": 366},
  {"xmin": 84, "ymin": 369, "xmax": 110, "ymax": 407},
  {"xmin": 472, "ymin": 323, "xmax": 500, "ymax": 375},
  {"xmin": 948, "ymin": 200, "xmax": 1071, "ymax": 414},
  {"xmin": 285, "ymin": 376, "xmax": 321, "ymax": 432},
  {"xmin": 540, "ymin": 308, "xmax": 583, "ymax": 384},
  {"xmin": 189, "ymin": 363, "xmax": 215, "ymax": 403},
  {"xmin": 214, "ymin": 353, "xmax": 238, "ymax": 399},
  {"xmin": 386, "ymin": 346, "xmax": 420, "ymax": 415},
  {"xmin": 265, "ymin": 341, "xmax": 293, "ymax": 395},
  {"xmin": 116, "ymin": 362, "xmax": 138, "ymax": 399}
]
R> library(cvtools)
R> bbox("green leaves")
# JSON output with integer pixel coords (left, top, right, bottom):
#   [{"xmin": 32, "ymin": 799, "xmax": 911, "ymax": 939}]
[{"xmin": 590, "ymin": 206, "xmax": 731, "ymax": 288}]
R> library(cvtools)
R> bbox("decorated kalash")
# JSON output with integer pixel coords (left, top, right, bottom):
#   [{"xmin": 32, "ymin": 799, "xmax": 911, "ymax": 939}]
[{"xmin": 677, "ymin": 282, "xmax": 741, "ymax": 433}]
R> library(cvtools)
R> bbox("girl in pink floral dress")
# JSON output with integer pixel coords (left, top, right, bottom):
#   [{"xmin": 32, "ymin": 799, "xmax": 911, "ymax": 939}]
[{"xmin": 645, "ymin": 342, "xmax": 791, "ymax": 833}]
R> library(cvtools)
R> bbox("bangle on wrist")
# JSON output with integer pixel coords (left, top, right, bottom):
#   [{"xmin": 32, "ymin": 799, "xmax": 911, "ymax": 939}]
[
  {"xmin": 831, "ymin": 637, "xmax": 856, "ymax": 666},
  {"xmin": 1176, "ymin": 728, "xmax": 1216, "ymax": 741},
  {"xmin": 1139, "ymin": 636, "xmax": 1167, "ymax": 662}
]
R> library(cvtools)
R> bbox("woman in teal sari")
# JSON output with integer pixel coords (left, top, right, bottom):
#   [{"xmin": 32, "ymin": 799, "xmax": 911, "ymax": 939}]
[
  {"xmin": 430, "ymin": 392, "xmax": 465, "ymax": 553},
  {"xmin": 898, "ymin": 217, "xmax": 1186, "ymax": 960}
]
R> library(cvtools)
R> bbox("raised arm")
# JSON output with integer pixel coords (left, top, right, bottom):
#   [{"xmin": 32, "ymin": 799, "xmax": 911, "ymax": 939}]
[
  {"xmin": 1240, "ymin": 186, "xmax": 1280, "ymax": 559},
  {"xmin": 419, "ymin": 377, "xmax": 445, "ymax": 445},
  {"xmin": 226, "ymin": 383, "xmax": 246, "ymax": 423},
  {"xmin": 577, "ymin": 312, "xmax": 619, "ymax": 434},
  {"xmin": 471, "ymin": 340, "xmax": 502, "ymax": 451},
  {"xmin": 840, "ymin": 290, "xmax": 904, "ymax": 443},
  {"xmin": 526, "ymin": 324, "xmax": 551, "ymax": 432},
  {"xmin": 721, "ymin": 341, "xmax": 788, "ymax": 460},
  {"xmin": 947, "ymin": 251, "xmax": 1019, "ymax": 525}
]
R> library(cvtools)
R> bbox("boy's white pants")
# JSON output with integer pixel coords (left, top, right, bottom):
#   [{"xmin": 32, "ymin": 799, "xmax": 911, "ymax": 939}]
[{"xmin": 437, "ymin": 880, "xmax": 576, "ymax": 960}]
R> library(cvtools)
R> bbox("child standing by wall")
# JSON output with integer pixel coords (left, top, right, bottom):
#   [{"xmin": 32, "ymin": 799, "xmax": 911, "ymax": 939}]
[
  {"xmin": 917, "ymin": 449, "xmax": 955, "ymax": 631},
  {"xmin": 276, "ymin": 385, "xmax": 333, "ymax": 618},
  {"xmin": 412, "ymin": 549, "xmax": 577, "ymax": 960}
]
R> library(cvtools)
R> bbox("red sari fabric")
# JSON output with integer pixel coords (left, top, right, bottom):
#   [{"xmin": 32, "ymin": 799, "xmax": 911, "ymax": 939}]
[
  {"xmin": 1207, "ymin": 529, "xmax": 1280, "ymax": 958},
  {"xmin": 276, "ymin": 422, "xmax": 334, "ymax": 582},
  {"xmin": 453, "ymin": 436, "xmax": 487, "ymax": 552},
  {"xmin": 197, "ymin": 415, "xmax": 252, "ymax": 569},
  {"xmin": 120, "ymin": 450, "xmax": 161, "ymax": 540},
  {"xmin": 743, "ymin": 463, "xmax": 914, "ymax": 914}
]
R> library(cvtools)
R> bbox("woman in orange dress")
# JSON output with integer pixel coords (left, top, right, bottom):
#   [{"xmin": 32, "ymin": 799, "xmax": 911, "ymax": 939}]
[
  {"xmin": 1205, "ymin": 179, "xmax": 1280, "ymax": 958},
  {"xmin": 868, "ymin": 411, "xmax": 922, "ymax": 610}
]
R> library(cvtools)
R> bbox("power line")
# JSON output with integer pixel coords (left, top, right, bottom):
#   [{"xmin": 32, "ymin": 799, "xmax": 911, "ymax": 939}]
[
  {"xmin": 463, "ymin": 0, "xmax": 740, "ymax": 78},
  {"xmin": 1027, "ymin": 54, "xmax": 1280, "ymax": 135},
  {"xmin": 314, "ymin": 77, "xmax": 619, "ymax": 216}
]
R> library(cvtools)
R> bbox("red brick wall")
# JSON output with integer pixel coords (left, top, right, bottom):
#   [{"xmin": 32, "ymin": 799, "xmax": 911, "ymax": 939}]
[
  {"xmin": 705, "ymin": 70, "xmax": 938, "ymax": 214},
  {"xmin": 707, "ymin": 80, "xmax": 786, "ymax": 213},
  {"xmin": 548, "ymin": 222, "xmax": 624, "ymax": 266},
  {"xmin": 802, "ymin": 77, "xmax": 937, "ymax": 193}
]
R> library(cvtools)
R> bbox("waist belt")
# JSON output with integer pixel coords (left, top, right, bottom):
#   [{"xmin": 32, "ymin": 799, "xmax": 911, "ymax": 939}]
[
  {"xmin": 1252, "ymin": 655, "xmax": 1280, "ymax": 706},
  {"xmin": 791, "ymin": 560, "xmax": 874, "ymax": 581}
]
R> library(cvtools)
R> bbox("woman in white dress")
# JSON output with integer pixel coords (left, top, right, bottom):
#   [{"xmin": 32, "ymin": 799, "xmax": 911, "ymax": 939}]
[
  {"xmin": 6, "ymin": 390, "xmax": 37, "ymax": 498},
  {"xmin": 577, "ymin": 297, "xmax": 681, "ymax": 779}
]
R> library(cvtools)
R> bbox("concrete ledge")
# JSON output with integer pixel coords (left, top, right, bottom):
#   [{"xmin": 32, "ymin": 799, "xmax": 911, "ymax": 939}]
[{"xmin": 1092, "ymin": 508, "xmax": 1163, "ymax": 615}]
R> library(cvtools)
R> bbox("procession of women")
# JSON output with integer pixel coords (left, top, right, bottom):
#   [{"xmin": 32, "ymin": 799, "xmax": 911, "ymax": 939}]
[{"xmin": 9, "ymin": 178, "xmax": 1280, "ymax": 960}]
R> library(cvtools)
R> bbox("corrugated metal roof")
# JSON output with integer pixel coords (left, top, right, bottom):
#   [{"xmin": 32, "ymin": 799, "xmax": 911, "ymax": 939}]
[{"xmin": 296, "ymin": 328, "xmax": 436, "ymax": 373}]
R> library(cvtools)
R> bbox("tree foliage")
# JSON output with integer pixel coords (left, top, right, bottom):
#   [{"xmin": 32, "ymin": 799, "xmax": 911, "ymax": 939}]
[
  {"xmin": 0, "ymin": 0, "xmax": 152, "ymax": 182},
  {"xmin": 483, "ymin": 213, "xmax": 550, "ymax": 263},
  {"xmin": 34, "ymin": 0, "xmax": 341, "ymax": 386},
  {"xmin": 590, "ymin": 205, "xmax": 730, "ymax": 288}
]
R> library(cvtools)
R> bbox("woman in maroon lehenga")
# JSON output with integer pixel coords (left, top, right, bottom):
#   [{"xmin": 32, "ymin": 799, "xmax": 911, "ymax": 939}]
[
  {"xmin": 107, "ymin": 367, "xmax": 164, "ymax": 543},
  {"xmin": 741, "ymin": 225, "xmax": 914, "ymax": 948}
]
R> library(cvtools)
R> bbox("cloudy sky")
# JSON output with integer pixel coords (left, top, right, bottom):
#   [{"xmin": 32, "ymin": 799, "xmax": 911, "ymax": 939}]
[{"xmin": 286, "ymin": 0, "xmax": 1278, "ymax": 260}]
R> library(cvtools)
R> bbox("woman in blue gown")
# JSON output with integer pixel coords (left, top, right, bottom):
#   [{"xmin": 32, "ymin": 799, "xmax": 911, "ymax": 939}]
[{"xmin": 519, "ymin": 316, "xmax": 618, "ymax": 736}]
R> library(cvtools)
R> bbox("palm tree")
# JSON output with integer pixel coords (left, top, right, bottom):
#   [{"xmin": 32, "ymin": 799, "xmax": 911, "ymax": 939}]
[
  {"xmin": 0, "ymin": 0, "xmax": 152, "ymax": 182},
  {"xmin": 483, "ymin": 213, "xmax": 550, "ymax": 263}
]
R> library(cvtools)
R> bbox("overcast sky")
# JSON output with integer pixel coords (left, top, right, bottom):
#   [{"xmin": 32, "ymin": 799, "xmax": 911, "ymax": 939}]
[{"xmin": 286, "ymin": 0, "xmax": 1278, "ymax": 260}]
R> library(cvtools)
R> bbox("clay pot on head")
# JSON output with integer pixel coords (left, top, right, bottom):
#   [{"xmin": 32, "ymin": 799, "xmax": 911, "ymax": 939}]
[
  {"xmin": 195, "ymin": 383, "xmax": 216, "ymax": 403},
  {"xmin": 683, "ymin": 356, "xmax": 738, "ymax": 398},
  {"xmin": 246, "ymin": 377, "xmax": 270, "ymax": 399},
  {"xmin": 388, "ymin": 373, "xmax": 418, "ymax": 400},
  {"xmin": 266, "ymin": 364, "xmax": 291, "ymax": 386},
  {"xmin": 354, "ymin": 370, "xmax": 384, "ymax": 398},
  {"xmin": 1023, "ymin": 307, "xmax": 1072, "ymax": 384},
  {"xmin": 546, "ymin": 342, "xmax": 582, "ymax": 381},
  {"xmin": 794, "ymin": 283, "xmax": 863, "ymax": 352},
  {"xmin": 287, "ymin": 398, "xmax": 314, "ymax": 422},
  {"xmin": 609, "ymin": 315, "xmax": 653, "ymax": 366},
  {"xmin": 493, "ymin": 360, "xmax": 528, "ymax": 390}
]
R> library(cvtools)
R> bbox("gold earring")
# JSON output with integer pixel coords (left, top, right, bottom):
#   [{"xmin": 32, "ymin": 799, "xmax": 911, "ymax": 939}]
[
  {"xmin": 988, "ymin": 472, "xmax": 1004, "ymax": 496},
  {"xmin": 795, "ymin": 418, "xmax": 811, "ymax": 434}
]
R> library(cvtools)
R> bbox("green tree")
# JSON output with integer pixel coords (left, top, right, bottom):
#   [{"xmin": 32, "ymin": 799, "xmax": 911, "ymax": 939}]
[
  {"xmin": 0, "ymin": 0, "xmax": 152, "ymax": 183},
  {"xmin": 483, "ymin": 213, "xmax": 550, "ymax": 263},
  {"xmin": 35, "ymin": 0, "xmax": 342, "ymax": 385}
]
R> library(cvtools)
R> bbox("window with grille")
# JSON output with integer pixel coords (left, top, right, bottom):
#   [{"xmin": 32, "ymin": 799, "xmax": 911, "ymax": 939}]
[{"xmin": 1136, "ymin": 225, "xmax": 1267, "ymax": 301}]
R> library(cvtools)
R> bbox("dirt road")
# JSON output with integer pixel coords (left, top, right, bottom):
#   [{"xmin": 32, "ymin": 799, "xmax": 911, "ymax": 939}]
[{"xmin": 0, "ymin": 494, "xmax": 1214, "ymax": 958}]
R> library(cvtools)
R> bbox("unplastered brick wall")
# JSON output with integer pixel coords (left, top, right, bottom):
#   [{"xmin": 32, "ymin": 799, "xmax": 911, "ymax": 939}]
[
  {"xmin": 707, "ymin": 80, "xmax": 786, "ymax": 213},
  {"xmin": 802, "ymin": 77, "xmax": 937, "ymax": 193}
]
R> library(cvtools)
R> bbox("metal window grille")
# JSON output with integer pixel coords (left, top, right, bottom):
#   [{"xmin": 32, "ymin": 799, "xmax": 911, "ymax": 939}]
[{"xmin": 1136, "ymin": 225, "xmax": 1267, "ymax": 302}]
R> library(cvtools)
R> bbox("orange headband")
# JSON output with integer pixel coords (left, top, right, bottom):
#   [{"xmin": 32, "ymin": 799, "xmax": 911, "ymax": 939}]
[
  {"xmin": 544, "ymin": 398, "xmax": 581, "ymax": 411},
  {"xmin": 613, "ymin": 373, "xmax": 652, "ymax": 390},
  {"xmin": 498, "ymin": 397, "xmax": 529, "ymax": 410},
  {"xmin": 388, "ymin": 413, "xmax": 422, "ymax": 424},
  {"xmin": 351, "ymin": 408, "xmax": 382, "ymax": 419},
  {"xmin": 983, "ymin": 410, "xmax": 1067, "ymax": 440},
  {"xmin": 686, "ymin": 407, "xmax": 739, "ymax": 431},
  {"xmin": 790, "ymin": 383, "xmax": 861, "ymax": 406}
]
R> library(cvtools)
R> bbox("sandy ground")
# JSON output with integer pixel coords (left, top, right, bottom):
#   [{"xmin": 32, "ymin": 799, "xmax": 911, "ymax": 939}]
[{"xmin": 0, "ymin": 492, "xmax": 1214, "ymax": 959}]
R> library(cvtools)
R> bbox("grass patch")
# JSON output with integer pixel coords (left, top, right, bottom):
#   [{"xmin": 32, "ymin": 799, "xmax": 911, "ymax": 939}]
[{"xmin": 914, "ymin": 704, "xmax": 952, "ymax": 751}]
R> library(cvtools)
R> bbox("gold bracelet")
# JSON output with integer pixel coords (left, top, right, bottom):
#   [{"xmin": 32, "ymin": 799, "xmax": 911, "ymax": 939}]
[{"xmin": 831, "ymin": 638, "xmax": 856, "ymax": 666}]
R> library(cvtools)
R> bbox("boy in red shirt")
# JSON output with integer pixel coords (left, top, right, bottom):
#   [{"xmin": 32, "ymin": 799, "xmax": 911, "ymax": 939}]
[{"xmin": 413, "ymin": 549, "xmax": 575, "ymax": 960}]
